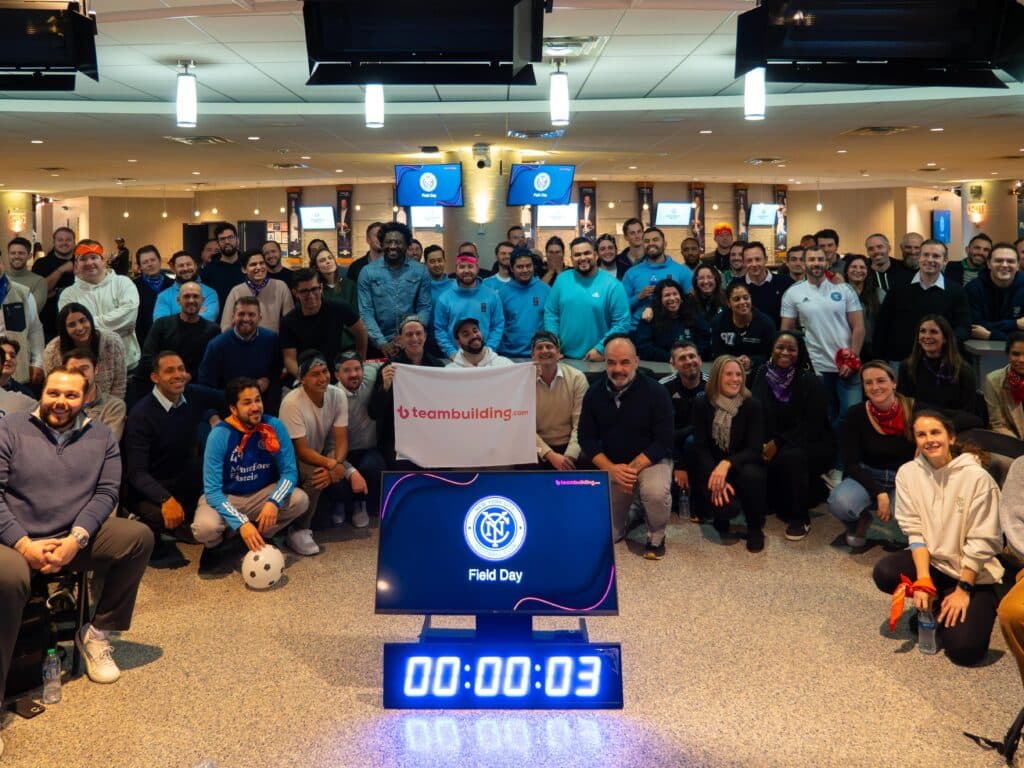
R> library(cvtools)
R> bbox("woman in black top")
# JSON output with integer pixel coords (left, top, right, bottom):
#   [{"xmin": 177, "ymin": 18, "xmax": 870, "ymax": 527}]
[
  {"xmin": 692, "ymin": 355, "xmax": 767, "ymax": 552},
  {"xmin": 828, "ymin": 361, "xmax": 916, "ymax": 550},
  {"xmin": 691, "ymin": 263, "xmax": 725, "ymax": 330},
  {"xmin": 897, "ymin": 313, "xmax": 980, "ymax": 431},
  {"xmin": 751, "ymin": 331, "xmax": 835, "ymax": 541},
  {"xmin": 711, "ymin": 281, "xmax": 776, "ymax": 376},
  {"xmin": 633, "ymin": 278, "xmax": 711, "ymax": 361},
  {"xmin": 368, "ymin": 315, "xmax": 446, "ymax": 467}
]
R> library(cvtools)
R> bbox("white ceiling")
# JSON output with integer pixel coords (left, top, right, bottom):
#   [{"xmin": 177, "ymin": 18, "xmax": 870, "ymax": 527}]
[{"xmin": 1, "ymin": 0, "xmax": 1023, "ymax": 196}]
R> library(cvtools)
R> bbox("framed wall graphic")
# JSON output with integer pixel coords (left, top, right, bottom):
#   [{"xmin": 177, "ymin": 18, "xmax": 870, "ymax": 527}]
[
  {"xmin": 637, "ymin": 183, "xmax": 654, "ymax": 230},
  {"xmin": 773, "ymin": 185, "xmax": 788, "ymax": 257},
  {"xmin": 336, "ymin": 187, "xmax": 352, "ymax": 260},
  {"xmin": 690, "ymin": 183, "xmax": 705, "ymax": 251},
  {"xmin": 577, "ymin": 182, "xmax": 596, "ymax": 238},
  {"xmin": 734, "ymin": 184, "xmax": 749, "ymax": 241},
  {"xmin": 286, "ymin": 187, "xmax": 302, "ymax": 259}
]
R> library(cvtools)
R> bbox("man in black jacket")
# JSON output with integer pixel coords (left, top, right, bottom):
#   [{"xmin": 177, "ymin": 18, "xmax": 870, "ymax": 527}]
[
  {"xmin": 580, "ymin": 335, "xmax": 674, "ymax": 560},
  {"xmin": 660, "ymin": 341, "xmax": 707, "ymax": 521}
]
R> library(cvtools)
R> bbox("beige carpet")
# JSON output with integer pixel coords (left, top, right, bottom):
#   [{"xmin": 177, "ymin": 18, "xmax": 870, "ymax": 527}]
[{"xmin": 1, "ymin": 508, "xmax": 1018, "ymax": 768}]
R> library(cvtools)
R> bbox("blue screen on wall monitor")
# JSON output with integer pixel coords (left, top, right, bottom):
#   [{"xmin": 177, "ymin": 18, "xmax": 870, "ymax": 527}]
[
  {"xmin": 506, "ymin": 164, "xmax": 575, "ymax": 206},
  {"xmin": 395, "ymin": 163, "xmax": 464, "ymax": 207},
  {"xmin": 375, "ymin": 471, "xmax": 618, "ymax": 616}
]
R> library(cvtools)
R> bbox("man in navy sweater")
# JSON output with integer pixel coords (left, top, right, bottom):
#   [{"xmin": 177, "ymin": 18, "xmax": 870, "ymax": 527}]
[
  {"xmin": 198, "ymin": 295, "xmax": 283, "ymax": 414},
  {"xmin": 579, "ymin": 335, "xmax": 675, "ymax": 560},
  {"xmin": 124, "ymin": 351, "xmax": 225, "ymax": 563},
  {"xmin": 967, "ymin": 242, "xmax": 1024, "ymax": 341},
  {"xmin": 0, "ymin": 367, "xmax": 153, "ymax": 708}
]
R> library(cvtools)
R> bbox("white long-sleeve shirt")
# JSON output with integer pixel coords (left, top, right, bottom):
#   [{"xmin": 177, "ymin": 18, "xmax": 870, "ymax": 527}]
[{"xmin": 59, "ymin": 269, "xmax": 140, "ymax": 369}]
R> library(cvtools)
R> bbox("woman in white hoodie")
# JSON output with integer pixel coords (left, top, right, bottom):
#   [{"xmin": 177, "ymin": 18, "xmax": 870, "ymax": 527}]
[{"xmin": 873, "ymin": 410, "xmax": 1003, "ymax": 666}]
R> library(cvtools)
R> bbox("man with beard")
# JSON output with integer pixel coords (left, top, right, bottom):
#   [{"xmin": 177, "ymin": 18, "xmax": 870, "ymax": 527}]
[
  {"xmin": 0, "ymin": 367, "xmax": 153, "ymax": 712},
  {"xmin": 0, "ymin": 245, "xmax": 44, "ymax": 389},
  {"xmin": 708, "ymin": 224, "xmax": 734, "ymax": 271},
  {"xmin": 544, "ymin": 237, "xmax": 630, "ymax": 361},
  {"xmin": 616, "ymin": 218, "xmax": 645, "ymax": 273},
  {"xmin": 506, "ymin": 225, "xmax": 527, "ymax": 250},
  {"xmin": 333, "ymin": 351, "xmax": 384, "ymax": 526},
  {"xmin": 357, "ymin": 222, "xmax": 432, "ymax": 358},
  {"xmin": 967, "ymin": 242, "xmax": 1024, "ymax": 340},
  {"xmin": 784, "ymin": 246, "xmax": 806, "ymax": 281},
  {"xmin": 498, "ymin": 249, "xmax": 549, "ymax": 357},
  {"xmin": 865, "ymin": 233, "xmax": 912, "ymax": 300},
  {"xmin": 345, "ymin": 222, "xmax": 384, "ymax": 287},
  {"xmin": 58, "ymin": 240, "xmax": 141, "ymax": 374},
  {"xmin": 532, "ymin": 331, "xmax": 587, "ymax": 470},
  {"xmin": 132, "ymin": 245, "xmax": 173, "ymax": 346},
  {"xmin": 199, "ymin": 238, "xmax": 220, "ymax": 267},
  {"xmin": 220, "ymin": 249, "xmax": 294, "ymax": 334},
  {"xmin": 947, "ymin": 233, "xmax": 993, "ymax": 287},
  {"xmin": 153, "ymin": 251, "xmax": 219, "ymax": 323},
  {"xmin": 261, "ymin": 239, "xmax": 293, "ymax": 284},
  {"xmin": 32, "ymin": 227, "xmax": 77, "ymax": 340},
  {"xmin": 781, "ymin": 247, "xmax": 865, "ymax": 432},
  {"xmin": 580, "ymin": 335, "xmax": 674, "ymax": 560},
  {"xmin": 138, "ymin": 281, "xmax": 219, "ymax": 379},
  {"xmin": 679, "ymin": 236, "xmax": 702, "ymax": 270},
  {"xmin": 110, "ymin": 237, "xmax": 131, "ymax": 277},
  {"xmin": 192, "ymin": 376, "xmax": 308, "ymax": 572},
  {"xmin": 899, "ymin": 232, "xmax": 924, "ymax": 271},
  {"xmin": 660, "ymin": 340, "xmax": 708, "ymax": 520},
  {"xmin": 200, "ymin": 224, "xmax": 245, "ymax": 309},
  {"xmin": 434, "ymin": 251, "xmax": 504, "ymax": 359},
  {"xmin": 6, "ymin": 236, "xmax": 46, "ymax": 311},
  {"xmin": 64, "ymin": 348, "xmax": 126, "ymax": 441},
  {"xmin": 483, "ymin": 241, "xmax": 515, "ymax": 290},
  {"xmin": 449, "ymin": 317, "xmax": 513, "ymax": 368},
  {"xmin": 621, "ymin": 227, "xmax": 693, "ymax": 328}
]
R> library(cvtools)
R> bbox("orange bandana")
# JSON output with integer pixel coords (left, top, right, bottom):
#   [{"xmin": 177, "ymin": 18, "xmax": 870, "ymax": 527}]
[
  {"xmin": 888, "ymin": 574, "xmax": 937, "ymax": 631},
  {"xmin": 226, "ymin": 415, "xmax": 280, "ymax": 455},
  {"xmin": 73, "ymin": 243, "xmax": 104, "ymax": 258}
]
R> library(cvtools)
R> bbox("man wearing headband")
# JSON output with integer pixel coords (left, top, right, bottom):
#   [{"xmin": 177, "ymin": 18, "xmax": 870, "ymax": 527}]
[
  {"xmin": 58, "ymin": 239, "xmax": 141, "ymax": 374},
  {"xmin": 33, "ymin": 226, "xmax": 77, "ymax": 341},
  {"xmin": 497, "ymin": 248, "xmax": 549, "ymax": 357},
  {"xmin": 532, "ymin": 331, "xmax": 587, "ymax": 471},
  {"xmin": 433, "ymin": 250, "xmax": 504, "ymax": 360},
  {"xmin": 280, "ymin": 350, "xmax": 365, "ymax": 544}
]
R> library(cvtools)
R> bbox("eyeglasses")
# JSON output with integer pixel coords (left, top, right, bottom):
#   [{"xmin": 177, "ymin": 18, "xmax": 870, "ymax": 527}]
[
  {"xmin": 217, "ymin": 234, "xmax": 237, "ymax": 243},
  {"xmin": 295, "ymin": 286, "xmax": 322, "ymax": 296}
]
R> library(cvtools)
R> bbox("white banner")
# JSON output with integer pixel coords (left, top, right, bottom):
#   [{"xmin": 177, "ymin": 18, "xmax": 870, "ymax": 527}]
[{"xmin": 393, "ymin": 363, "xmax": 537, "ymax": 467}]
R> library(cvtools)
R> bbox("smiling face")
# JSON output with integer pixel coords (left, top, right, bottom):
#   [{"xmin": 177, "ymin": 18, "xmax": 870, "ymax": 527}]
[
  {"xmin": 456, "ymin": 322, "xmax": 484, "ymax": 355},
  {"xmin": 845, "ymin": 257, "xmax": 868, "ymax": 284},
  {"xmin": 901, "ymin": 233, "xmax": 923, "ymax": 268},
  {"xmin": 261, "ymin": 241, "xmax": 283, "ymax": 269},
  {"xmin": 300, "ymin": 362, "xmax": 330, "ymax": 397},
  {"xmin": 771, "ymin": 334, "xmax": 799, "ymax": 369},
  {"xmin": 728, "ymin": 286, "xmax": 752, "ymax": 318},
  {"xmin": 570, "ymin": 242, "xmax": 595, "ymax": 276},
  {"xmin": 151, "ymin": 353, "xmax": 187, "ymax": 401},
  {"xmin": 719, "ymin": 360, "xmax": 744, "ymax": 397},
  {"xmin": 512, "ymin": 255, "xmax": 534, "ymax": 285},
  {"xmin": 172, "ymin": 254, "xmax": 197, "ymax": 282},
  {"xmin": 670, "ymin": 344, "xmax": 702, "ymax": 379},
  {"xmin": 680, "ymin": 238, "xmax": 701, "ymax": 268},
  {"xmin": 531, "ymin": 339, "xmax": 561, "ymax": 366},
  {"xmin": 315, "ymin": 250, "xmax": 338, "ymax": 280},
  {"xmin": 138, "ymin": 250, "xmax": 162, "ymax": 278},
  {"xmin": 399, "ymin": 320, "xmax": 426, "ymax": 356},
  {"xmin": 243, "ymin": 253, "xmax": 268, "ymax": 283},
  {"xmin": 967, "ymin": 237, "xmax": 991, "ymax": 267},
  {"xmin": 918, "ymin": 243, "xmax": 947, "ymax": 279},
  {"xmin": 914, "ymin": 415, "xmax": 954, "ymax": 468},
  {"xmin": 7, "ymin": 242, "xmax": 30, "ymax": 271},
  {"xmin": 643, "ymin": 230, "xmax": 665, "ymax": 261},
  {"xmin": 455, "ymin": 258, "xmax": 479, "ymax": 288},
  {"xmin": 861, "ymin": 365, "xmax": 896, "ymax": 408},
  {"xmin": 40, "ymin": 371, "xmax": 85, "ymax": 429},
  {"xmin": 695, "ymin": 268, "xmax": 717, "ymax": 296},
  {"xmin": 786, "ymin": 250, "xmax": 805, "ymax": 278},
  {"xmin": 605, "ymin": 338, "xmax": 638, "ymax": 390},
  {"xmin": 743, "ymin": 247, "xmax": 767, "ymax": 282},
  {"xmin": 989, "ymin": 246, "xmax": 1019, "ymax": 287},
  {"xmin": 917, "ymin": 319, "xmax": 946, "ymax": 358},
  {"xmin": 337, "ymin": 359, "xmax": 364, "ymax": 393},
  {"xmin": 53, "ymin": 229, "xmax": 75, "ymax": 257},
  {"xmin": 865, "ymin": 236, "xmax": 890, "ymax": 269},
  {"xmin": 659, "ymin": 286, "xmax": 682, "ymax": 314},
  {"xmin": 426, "ymin": 251, "xmax": 447, "ymax": 279},
  {"xmin": 75, "ymin": 251, "xmax": 105, "ymax": 284},
  {"xmin": 1010, "ymin": 340, "xmax": 1024, "ymax": 376},
  {"xmin": 232, "ymin": 302, "xmax": 261, "ymax": 336},
  {"xmin": 597, "ymin": 239, "xmax": 617, "ymax": 265},
  {"xmin": 381, "ymin": 230, "xmax": 407, "ymax": 266},
  {"xmin": 230, "ymin": 386, "xmax": 264, "ymax": 430},
  {"xmin": 65, "ymin": 311, "xmax": 93, "ymax": 345},
  {"xmin": 624, "ymin": 222, "xmax": 644, "ymax": 248}
]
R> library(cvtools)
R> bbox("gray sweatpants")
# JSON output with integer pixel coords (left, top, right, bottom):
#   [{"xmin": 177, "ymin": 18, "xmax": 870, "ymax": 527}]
[
  {"xmin": 608, "ymin": 458, "xmax": 673, "ymax": 546},
  {"xmin": 191, "ymin": 484, "xmax": 309, "ymax": 547}
]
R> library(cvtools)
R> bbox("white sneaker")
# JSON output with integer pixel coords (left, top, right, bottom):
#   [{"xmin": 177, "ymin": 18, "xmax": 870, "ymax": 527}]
[
  {"xmin": 286, "ymin": 528, "xmax": 320, "ymax": 556},
  {"xmin": 330, "ymin": 503, "xmax": 346, "ymax": 527},
  {"xmin": 75, "ymin": 623, "xmax": 120, "ymax": 684},
  {"xmin": 352, "ymin": 501, "xmax": 370, "ymax": 529}
]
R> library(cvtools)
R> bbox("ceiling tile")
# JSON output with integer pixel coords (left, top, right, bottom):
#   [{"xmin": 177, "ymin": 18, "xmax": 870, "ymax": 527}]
[
  {"xmin": 228, "ymin": 42, "xmax": 308, "ymax": 64},
  {"xmin": 543, "ymin": 10, "xmax": 625, "ymax": 37},
  {"xmin": 97, "ymin": 19, "xmax": 215, "ymax": 45},
  {"xmin": 600, "ymin": 35, "xmax": 706, "ymax": 57},
  {"xmin": 580, "ymin": 56, "xmax": 686, "ymax": 98},
  {"xmin": 615, "ymin": 10, "xmax": 734, "ymax": 36},
  {"xmin": 190, "ymin": 14, "xmax": 304, "ymax": 43}
]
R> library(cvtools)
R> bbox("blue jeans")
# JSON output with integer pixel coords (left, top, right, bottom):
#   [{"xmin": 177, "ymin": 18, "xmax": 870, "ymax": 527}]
[
  {"xmin": 827, "ymin": 466, "xmax": 896, "ymax": 525},
  {"xmin": 818, "ymin": 372, "xmax": 863, "ymax": 434}
]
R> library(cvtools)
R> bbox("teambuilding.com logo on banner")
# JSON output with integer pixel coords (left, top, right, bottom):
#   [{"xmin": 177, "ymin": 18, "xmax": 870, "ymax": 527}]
[{"xmin": 392, "ymin": 363, "xmax": 537, "ymax": 468}]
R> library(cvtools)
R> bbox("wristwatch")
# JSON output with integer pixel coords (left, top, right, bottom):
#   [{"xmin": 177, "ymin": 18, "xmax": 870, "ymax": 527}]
[
  {"xmin": 70, "ymin": 528, "xmax": 90, "ymax": 549},
  {"xmin": 956, "ymin": 579, "xmax": 975, "ymax": 595}
]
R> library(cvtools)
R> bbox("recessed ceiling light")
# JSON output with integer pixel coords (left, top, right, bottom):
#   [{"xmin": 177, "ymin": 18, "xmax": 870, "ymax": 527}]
[
  {"xmin": 127, "ymin": 159, "xmax": 137, "ymax": 163},
  {"xmin": 247, "ymin": 136, "xmax": 260, "ymax": 141},
  {"xmin": 992, "ymin": 171, "xmax": 1000, "ymax": 175},
  {"xmin": 787, "ymin": 178, "xmax": 795, "ymax": 182},
  {"xmin": 300, "ymin": 155, "xmax": 311, "ymax": 160},
  {"xmin": 836, "ymin": 149, "xmax": 847, "ymax": 154},
  {"xmin": 335, "ymin": 169, "xmax": 343, "ymax": 173},
  {"xmin": 49, "ymin": 173, "xmax": 59, "ymax": 177},
  {"xmin": 628, "ymin": 165, "xmax": 637, "ymax": 170},
  {"xmin": 926, "ymin": 162, "xmax": 937, "ymax": 167},
  {"xmin": 930, "ymin": 127, "xmax": 944, "ymax": 132},
  {"xmin": 30, "ymin": 139, "xmax": 43, "ymax": 144},
  {"xmin": 795, "ymin": 180, "xmax": 802, "ymax": 184},
  {"xmin": 191, "ymin": 171, "xmax": 201, "ymax": 175},
  {"xmin": 777, "ymin": 164, "xmax": 787, "ymax": 168},
  {"xmin": 699, "ymin": 129, "xmax": 713, "ymax": 134}
]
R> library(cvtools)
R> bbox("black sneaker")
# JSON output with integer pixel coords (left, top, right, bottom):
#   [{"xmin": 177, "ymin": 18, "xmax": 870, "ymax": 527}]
[
  {"xmin": 197, "ymin": 539, "xmax": 243, "ymax": 575},
  {"xmin": 746, "ymin": 528, "xmax": 765, "ymax": 553},
  {"xmin": 644, "ymin": 541, "xmax": 666, "ymax": 560},
  {"xmin": 785, "ymin": 521, "xmax": 810, "ymax": 541}
]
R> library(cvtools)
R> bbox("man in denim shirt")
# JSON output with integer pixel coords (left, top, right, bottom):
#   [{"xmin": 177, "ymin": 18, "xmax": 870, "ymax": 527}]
[{"xmin": 356, "ymin": 222, "xmax": 432, "ymax": 358}]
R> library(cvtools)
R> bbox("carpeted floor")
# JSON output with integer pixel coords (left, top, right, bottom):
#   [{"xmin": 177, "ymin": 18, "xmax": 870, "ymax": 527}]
[{"xmin": 2, "ymin": 507, "xmax": 1019, "ymax": 768}]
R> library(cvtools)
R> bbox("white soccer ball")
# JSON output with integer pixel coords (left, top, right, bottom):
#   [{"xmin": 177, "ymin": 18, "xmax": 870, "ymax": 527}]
[{"xmin": 241, "ymin": 545, "xmax": 285, "ymax": 590}]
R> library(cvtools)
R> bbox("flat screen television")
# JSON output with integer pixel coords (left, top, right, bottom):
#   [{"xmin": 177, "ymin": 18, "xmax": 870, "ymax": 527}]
[
  {"xmin": 376, "ymin": 471, "xmax": 618, "ymax": 616},
  {"xmin": 395, "ymin": 163, "xmax": 464, "ymax": 207},
  {"xmin": 654, "ymin": 202, "xmax": 693, "ymax": 227},
  {"xmin": 410, "ymin": 206, "xmax": 445, "ymax": 229},
  {"xmin": 535, "ymin": 203, "xmax": 578, "ymax": 228},
  {"xmin": 298, "ymin": 205, "xmax": 336, "ymax": 229},
  {"xmin": 747, "ymin": 203, "xmax": 778, "ymax": 226},
  {"xmin": 507, "ymin": 164, "xmax": 575, "ymax": 206}
]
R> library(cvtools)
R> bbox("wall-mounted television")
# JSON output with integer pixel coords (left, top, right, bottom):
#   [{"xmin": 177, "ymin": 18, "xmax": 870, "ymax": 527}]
[
  {"xmin": 395, "ymin": 163, "xmax": 464, "ymax": 207},
  {"xmin": 536, "ymin": 203, "xmax": 578, "ymax": 228},
  {"xmin": 747, "ymin": 203, "xmax": 779, "ymax": 226},
  {"xmin": 654, "ymin": 202, "xmax": 693, "ymax": 227},
  {"xmin": 298, "ymin": 205, "xmax": 336, "ymax": 229},
  {"xmin": 410, "ymin": 206, "xmax": 445, "ymax": 229},
  {"xmin": 507, "ymin": 164, "xmax": 575, "ymax": 206}
]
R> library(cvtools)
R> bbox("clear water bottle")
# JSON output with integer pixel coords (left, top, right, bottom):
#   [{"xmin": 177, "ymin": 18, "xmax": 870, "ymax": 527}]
[
  {"xmin": 679, "ymin": 489, "xmax": 690, "ymax": 519},
  {"xmin": 42, "ymin": 648, "xmax": 61, "ymax": 703},
  {"xmin": 918, "ymin": 610, "xmax": 938, "ymax": 655}
]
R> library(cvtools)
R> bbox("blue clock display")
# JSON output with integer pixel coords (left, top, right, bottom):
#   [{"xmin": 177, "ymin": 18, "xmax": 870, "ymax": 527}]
[{"xmin": 383, "ymin": 643, "xmax": 623, "ymax": 709}]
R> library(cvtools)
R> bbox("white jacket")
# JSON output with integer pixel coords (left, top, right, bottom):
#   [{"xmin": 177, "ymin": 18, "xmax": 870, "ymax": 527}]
[
  {"xmin": 450, "ymin": 347, "xmax": 514, "ymax": 368},
  {"xmin": 894, "ymin": 452, "xmax": 1003, "ymax": 584},
  {"xmin": 999, "ymin": 457, "xmax": 1024, "ymax": 560},
  {"xmin": 58, "ymin": 270, "xmax": 140, "ymax": 369}
]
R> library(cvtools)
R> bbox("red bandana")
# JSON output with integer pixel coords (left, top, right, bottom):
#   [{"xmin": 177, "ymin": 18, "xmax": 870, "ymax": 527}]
[
  {"xmin": 1009, "ymin": 367, "xmax": 1024, "ymax": 405},
  {"xmin": 868, "ymin": 398, "xmax": 905, "ymax": 436}
]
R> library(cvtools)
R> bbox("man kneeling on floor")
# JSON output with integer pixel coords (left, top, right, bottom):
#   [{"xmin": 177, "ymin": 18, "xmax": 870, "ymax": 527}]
[
  {"xmin": 0, "ymin": 368, "xmax": 153, "ymax": 711},
  {"xmin": 192, "ymin": 376, "xmax": 309, "ymax": 573}
]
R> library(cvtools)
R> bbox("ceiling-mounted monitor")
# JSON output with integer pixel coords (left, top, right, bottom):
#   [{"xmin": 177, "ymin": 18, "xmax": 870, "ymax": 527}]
[
  {"xmin": 507, "ymin": 164, "xmax": 575, "ymax": 206},
  {"xmin": 654, "ymin": 202, "xmax": 693, "ymax": 227},
  {"xmin": 395, "ymin": 164, "xmax": 464, "ymax": 207}
]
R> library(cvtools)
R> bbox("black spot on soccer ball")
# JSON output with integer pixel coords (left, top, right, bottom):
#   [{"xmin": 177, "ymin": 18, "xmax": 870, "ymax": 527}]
[
  {"xmin": 253, "ymin": 553, "xmax": 261, "ymax": 562},
  {"xmin": 264, "ymin": 563, "xmax": 271, "ymax": 571},
  {"xmin": 268, "ymin": 579, "xmax": 276, "ymax": 586},
  {"xmin": 249, "ymin": 571, "xmax": 256, "ymax": 578}
]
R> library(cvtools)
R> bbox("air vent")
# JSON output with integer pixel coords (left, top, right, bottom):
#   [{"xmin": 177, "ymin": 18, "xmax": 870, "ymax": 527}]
[
  {"xmin": 163, "ymin": 136, "xmax": 233, "ymax": 145},
  {"xmin": 746, "ymin": 157, "xmax": 786, "ymax": 166},
  {"xmin": 39, "ymin": 167, "xmax": 66, "ymax": 172},
  {"xmin": 918, "ymin": 167, "xmax": 943, "ymax": 172},
  {"xmin": 113, "ymin": 177, "xmax": 137, "ymax": 184},
  {"xmin": 542, "ymin": 36, "xmax": 604, "ymax": 58},
  {"xmin": 507, "ymin": 129, "xmax": 566, "ymax": 140},
  {"xmin": 842, "ymin": 126, "xmax": 914, "ymax": 136},
  {"xmin": 269, "ymin": 162, "xmax": 309, "ymax": 170}
]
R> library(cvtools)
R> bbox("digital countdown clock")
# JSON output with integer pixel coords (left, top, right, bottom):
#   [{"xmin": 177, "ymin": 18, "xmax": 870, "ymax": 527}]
[{"xmin": 383, "ymin": 643, "xmax": 623, "ymax": 709}]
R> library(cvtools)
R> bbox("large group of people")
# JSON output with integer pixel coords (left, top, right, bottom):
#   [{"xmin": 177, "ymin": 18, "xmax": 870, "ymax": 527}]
[{"xmin": 6, "ymin": 217, "xmax": 1024, "ymax": 761}]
